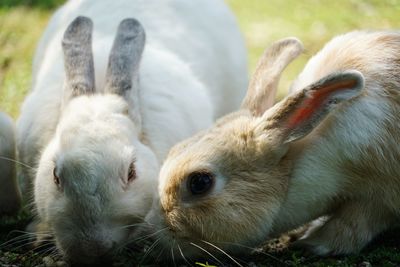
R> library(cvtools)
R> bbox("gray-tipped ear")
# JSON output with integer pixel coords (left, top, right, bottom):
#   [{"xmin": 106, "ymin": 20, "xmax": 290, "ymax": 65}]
[
  {"xmin": 105, "ymin": 18, "xmax": 145, "ymax": 98},
  {"xmin": 241, "ymin": 37, "xmax": 304, "ymax": 116},
  {"xmin": 259, "ymin": 70, "xmax": 365, "ymax": 144},
  {"xmin": 62, "ymin": 16, "xmax": 95, "ymax": 98}
]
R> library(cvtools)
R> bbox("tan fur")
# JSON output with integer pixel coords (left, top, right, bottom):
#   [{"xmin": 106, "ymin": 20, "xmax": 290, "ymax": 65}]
[
  {"xmin": 242, "ymin": 38, "xmax": 304, "ymax": 116},
  {"xmin": 160, "ymin": 113, "xmax": 291, "ymax": 244},
  {"xmin": 144, "ymin": 31, "xmax": 400, "ymax": 260},
  {"xmin": 271, "ymin": 31, "xmax": 400, "ymax": 254}
]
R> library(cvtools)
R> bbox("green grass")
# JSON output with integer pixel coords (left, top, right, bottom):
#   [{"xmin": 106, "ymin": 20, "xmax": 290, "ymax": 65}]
[
  {"xmin": 1, "ymin": 0, "xmax": 400, "ymax": 266},
  {"xmin": 226, "ymin": 0, "xmax": 400, "ymax": 99},
  {"xmin": 0, "ymin": 6, "xmax": 53, "ymax": 116}
]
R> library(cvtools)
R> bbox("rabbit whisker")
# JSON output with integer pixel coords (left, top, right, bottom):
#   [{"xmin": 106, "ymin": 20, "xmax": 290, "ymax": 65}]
[
  {"xmin": 1, "ymin": 234, "xmax": 36, "ymax": 248},
  {"xmin": 0, "ymin": 156, "xmax": 36, "ymax": 170},
  {"xmin": 190, "ymin": 241, "xmax": 223, "ymax": 266},
  {"xmin": 219, "ymin": 241, "xmax": 289, "ymax": 266},
  {"xmin": 154, "ymin": 242, "xmax": 167, "ymax": 263},
  {"xmin": 139, "ymin": 236, "xmax": 161, "ymax": 264},
  {"xmin": 171, "ymin": 240, "xmax": 177, "ymax": 267},
  {"xmin": 129, "ymin": 227, "xmax": 167, "ymax": 244},
  {"xmin": 118, "ymin": 221, "xmax": 151, "ymax": 230},
  {"xmin": 201, "ymin": 240, "xmax": 243, "ymax": 267},
  {"xmin": 178, "ymin": 244, "xmax": 193, "ymax": 266}
]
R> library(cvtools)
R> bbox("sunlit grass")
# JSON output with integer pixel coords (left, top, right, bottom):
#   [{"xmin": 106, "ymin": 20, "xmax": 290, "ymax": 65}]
[
  {"xmin": 0, "ymin": 7, "xmax": 52, "ymax": 117},
  {"xmin": 1, "ymin": 1, "xmax": 400, "ymax": 116},
  {"xmin": 226, "ymin": 0, "xmax": 400, "ymax": 99}
]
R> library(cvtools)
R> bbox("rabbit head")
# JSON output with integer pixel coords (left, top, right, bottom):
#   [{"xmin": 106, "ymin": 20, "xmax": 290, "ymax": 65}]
[
  {"xmin": 34, "ymin": 17, "xmax": 157, "ymax": 264},
  {"xmin": 143, "ymin": 37, "xmax": 365, "ymax": 260}
]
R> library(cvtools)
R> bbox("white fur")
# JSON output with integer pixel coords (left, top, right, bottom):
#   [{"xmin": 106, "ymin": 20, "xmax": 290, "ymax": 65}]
[{"xmin": 17, "ymin": 0, "xmax": 247, "ymax": 263}]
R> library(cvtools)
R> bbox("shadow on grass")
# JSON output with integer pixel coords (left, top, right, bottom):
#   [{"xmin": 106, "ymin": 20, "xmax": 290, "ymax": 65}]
[{"xmin": 0, "ymin": 0, "xmax": 64, "ymax": 9}]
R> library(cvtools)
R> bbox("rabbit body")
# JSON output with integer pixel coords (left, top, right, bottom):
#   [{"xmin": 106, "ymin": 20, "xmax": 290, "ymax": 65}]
[
  {"xmin": 272, "ymin": 30, "xmax": 400, "ymax": 255},
  {"xmin": 145, "ymin": 31, "xmax": 400, "ymax": 260},
  {"xmin": 17, "ymin": 0, "xmax": 247, "ymax": 264},
  {"xmin": 19, "ymin": 0, "xmax": 247, "ymax": 180},
  {"xmin": 0, "ymin": 112, "xmax": 20, "ymax": 215}
]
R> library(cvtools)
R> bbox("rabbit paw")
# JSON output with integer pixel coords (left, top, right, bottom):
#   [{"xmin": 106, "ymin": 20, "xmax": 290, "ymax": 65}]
[{"xmin": 292, "ymin": 202, "xmax": 393, "ymax": 256}]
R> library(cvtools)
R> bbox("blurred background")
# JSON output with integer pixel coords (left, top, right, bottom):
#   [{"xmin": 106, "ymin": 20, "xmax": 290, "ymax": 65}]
[{"xmin": 1, "ymin": 0, "xmax": 400, "ymax": 117}]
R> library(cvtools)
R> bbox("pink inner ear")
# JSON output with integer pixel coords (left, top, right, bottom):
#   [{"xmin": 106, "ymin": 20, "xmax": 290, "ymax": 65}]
[{"xmin": 286, "ymin": 79, "xmax": 357, "ymax": 129}]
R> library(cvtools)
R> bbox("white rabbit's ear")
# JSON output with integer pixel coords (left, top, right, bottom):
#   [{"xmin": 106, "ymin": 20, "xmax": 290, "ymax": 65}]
[
  {"xmin": 241, "ymin": 37, "xmax": 304, "ymax": 116},
  {"xmin": 259, "ymin": 70, "xmax": 365, "ymax": 144},
  {"xmin": 105, "ymin": 18, "xmax": 145, "ymax": 123},
  {"xmin": 62, "ymin": 16, "xmax": 95, "ymax": 99}
]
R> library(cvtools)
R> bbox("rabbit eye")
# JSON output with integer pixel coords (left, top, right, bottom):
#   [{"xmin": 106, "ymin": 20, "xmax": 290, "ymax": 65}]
[
  {"xmin": 187, "ymin": 171, "xmax": 214, "ymax": 195},
  {"xmin": 53, "ymin": 167, "xmax": 61, "ymax": 187},
  {"xmin": 128, "ymin": 162, "xmax": 136, "ymax": 183}
]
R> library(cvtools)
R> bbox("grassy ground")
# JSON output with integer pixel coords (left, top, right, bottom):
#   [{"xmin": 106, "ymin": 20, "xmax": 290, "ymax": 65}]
[{"xmin": 1, "ymin": 0, "xmax": 400, "ymax": 266}]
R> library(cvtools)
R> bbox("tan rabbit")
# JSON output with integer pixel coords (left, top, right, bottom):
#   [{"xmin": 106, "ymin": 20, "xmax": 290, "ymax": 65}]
[{"xmin": 142, "ymin": 31, "xmax": 400, "ymax": 261}]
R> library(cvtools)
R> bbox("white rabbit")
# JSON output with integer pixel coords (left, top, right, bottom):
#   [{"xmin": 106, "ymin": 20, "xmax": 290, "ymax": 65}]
[
  {"xmin": 143, "ymin": 31, "xmax": 400, "ymax": 262},
  {"xmin": 16, "ymin": 0, "xmax": 247, "ymax": 264},
  {"xmin": 0, "ymin": 112, "xmax": 20, "ymax": 216}
]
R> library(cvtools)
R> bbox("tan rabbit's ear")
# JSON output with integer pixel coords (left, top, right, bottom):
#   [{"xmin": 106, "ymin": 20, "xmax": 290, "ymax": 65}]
[
  {"xmin": 259, "ymin": 70, "xmax": 365, "ymax": 144},
  {"xmin": 241, "ymin": 37, "xmax": 304, "ymax": 116}
]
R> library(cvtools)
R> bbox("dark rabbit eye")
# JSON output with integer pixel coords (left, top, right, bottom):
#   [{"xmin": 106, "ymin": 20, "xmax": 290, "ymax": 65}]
[
  {"xmin": 187, "ymin": 171, "xmax": 214, "ymax": 195},
  {"xmin": 53, "ymin": 167, "xmax": 61, "ymax": 187},
  {"xmin": 128, "ymin": 162, "xmax": 136, "ymax": 182}
]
